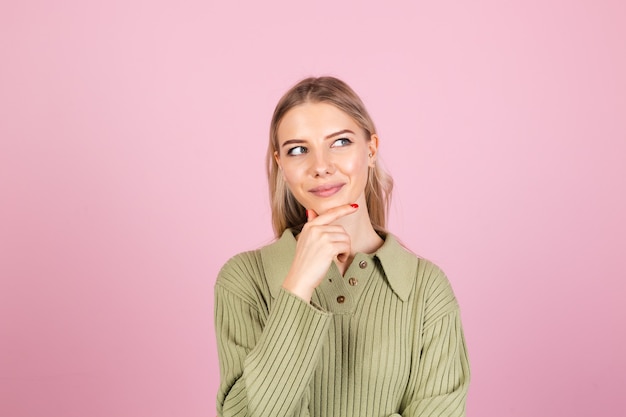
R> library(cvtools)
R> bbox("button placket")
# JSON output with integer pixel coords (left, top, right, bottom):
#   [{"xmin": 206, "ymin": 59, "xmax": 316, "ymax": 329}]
[
  {"xmin": 316, "ymin": 254, "xmax": 374, "ymax": 312},
  {"xmin": 339, "ymin": 254, "xmax": 373, "ymax": 305}
]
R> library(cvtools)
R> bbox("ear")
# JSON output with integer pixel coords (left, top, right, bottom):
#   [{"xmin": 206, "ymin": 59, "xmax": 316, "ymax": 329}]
[
  {"xmin": 274, "ymin": 150, "xmax": 282, "ymax": 169},
  {"xmin": 274, "ymin": 151, "xmax": 286, "ymax": 179},
  {"xmin": 368, "ymin": 134, "xmax": 379, "ymax": 167}
]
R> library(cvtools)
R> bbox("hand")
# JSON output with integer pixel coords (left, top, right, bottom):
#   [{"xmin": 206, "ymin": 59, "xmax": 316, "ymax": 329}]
[{"xmin": 281, "ymin": 203, "xmax": 358, "ymax": 302}]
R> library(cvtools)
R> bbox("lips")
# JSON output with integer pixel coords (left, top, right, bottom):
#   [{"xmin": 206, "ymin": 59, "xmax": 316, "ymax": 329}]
[{"xmin": 308, "ymin": 183, "xmax": 345, "ymax": 197}]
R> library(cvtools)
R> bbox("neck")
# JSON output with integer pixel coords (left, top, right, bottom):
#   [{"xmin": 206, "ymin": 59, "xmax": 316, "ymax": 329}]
[{"xmin": 332, "ymin": 203, "xmax": 384, "ymax": 256}]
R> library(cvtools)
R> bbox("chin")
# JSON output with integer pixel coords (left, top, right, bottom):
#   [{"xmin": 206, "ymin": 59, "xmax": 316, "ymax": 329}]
[{"xmin": 308, "ymin": 199, "xmax": 350, "ymax": 215}]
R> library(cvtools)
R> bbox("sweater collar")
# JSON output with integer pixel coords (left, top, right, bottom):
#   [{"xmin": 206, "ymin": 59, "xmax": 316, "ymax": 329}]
[{"xmin": 260, "ymin": 228, "xmax": 417, "ymax": 301}]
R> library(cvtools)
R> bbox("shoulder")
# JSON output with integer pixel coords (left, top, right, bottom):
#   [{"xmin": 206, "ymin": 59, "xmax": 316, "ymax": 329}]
[
  {"xmin": 215, "ymin": 250, "xmax": 266, "ymax": 298},
  {"xmin": 415, "ymin": 257, "xmax": 459, "ymax": 326},
  {"xmin": 415, "ymin": 257, "xmax": 456, "ymax": 296},
  {"xmin": 217, "ymin": 250, "xmax": 263, "ymax": 280},
  {"xmin": 215, "ymin": 230, "xmax": 296, "ymax": 302},
  {"xmin": 380, "ymin": 233, "xmax": 459, "ymax": 323},
  {"xmin": 376, "ymin": 234, "xmax": 452, "ymax": 301}
]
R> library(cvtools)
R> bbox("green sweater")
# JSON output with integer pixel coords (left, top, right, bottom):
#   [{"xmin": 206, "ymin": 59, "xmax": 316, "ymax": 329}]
[{"xmin": 215, "ymin": 229, "xmax": 470, "ymax": 417}]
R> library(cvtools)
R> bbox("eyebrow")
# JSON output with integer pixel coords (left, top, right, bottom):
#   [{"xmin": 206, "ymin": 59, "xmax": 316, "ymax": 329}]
[
  {"xmin": 325, "ymin": 129, "xmax": 355, "ymax": 139},
  {"xmin": 280, "ymin": 129, "xmax": 356, "ymax": 148}
]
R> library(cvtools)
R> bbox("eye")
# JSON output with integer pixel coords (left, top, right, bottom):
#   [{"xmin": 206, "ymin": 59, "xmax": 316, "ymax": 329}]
[
  {"xmin": 287, "ymin": 146, "xmax": 307, "ymax": 156},
  {"xmin": 331, "ymin": 137, "xmax": 352, "ymax": 147}
]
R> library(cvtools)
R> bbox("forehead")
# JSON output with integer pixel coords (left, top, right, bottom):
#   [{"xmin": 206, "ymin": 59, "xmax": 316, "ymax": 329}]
[{"xmin": 277, "ymin": 102, "xmax": 362, "ymax": 140}]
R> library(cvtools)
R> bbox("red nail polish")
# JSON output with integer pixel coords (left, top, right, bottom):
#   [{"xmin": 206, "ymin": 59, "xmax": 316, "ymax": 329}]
[{"xmin": 350, "ymin": 203, "xmax": 359, "ymax": 209}]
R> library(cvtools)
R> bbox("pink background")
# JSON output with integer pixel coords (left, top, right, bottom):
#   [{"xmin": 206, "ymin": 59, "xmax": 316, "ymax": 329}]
[{"xmin": 1, "ymin": 1, "xmax": 625, "ymax": 416}]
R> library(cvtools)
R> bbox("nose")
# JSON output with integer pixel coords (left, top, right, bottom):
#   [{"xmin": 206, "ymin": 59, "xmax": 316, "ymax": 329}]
[{"xmin": 310, "ymin": 148, "xmax": 334, "ymax": 177}]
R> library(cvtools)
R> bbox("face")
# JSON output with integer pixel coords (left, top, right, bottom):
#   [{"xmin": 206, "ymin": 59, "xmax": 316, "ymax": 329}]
[{"xmin": 274, "ymin": 102, "xmax": 378, "ymax": 215}]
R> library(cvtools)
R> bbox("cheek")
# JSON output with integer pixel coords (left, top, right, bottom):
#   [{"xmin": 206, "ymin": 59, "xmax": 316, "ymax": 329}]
[
  {"xmin": 280, "ymin": 166, "xmax": 302, "ymax": 190},
  {"xmin": 346, "ymin": 156, "xmax": 369, "ymax": 181}
]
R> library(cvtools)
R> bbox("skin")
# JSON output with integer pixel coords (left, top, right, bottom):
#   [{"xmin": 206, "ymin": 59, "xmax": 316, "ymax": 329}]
[{"xmin": 274, "ymin": 102, "xmax": 384, "ymax": 302}]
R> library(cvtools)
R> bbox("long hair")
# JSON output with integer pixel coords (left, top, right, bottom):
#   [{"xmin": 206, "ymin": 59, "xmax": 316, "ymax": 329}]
[{"xmin": 266, "ymin": 76, "xmax": 393, "ymax": 237}]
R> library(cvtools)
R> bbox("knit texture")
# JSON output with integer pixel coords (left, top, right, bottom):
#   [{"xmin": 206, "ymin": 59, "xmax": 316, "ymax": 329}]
[{"xmin": 215, "ymin": 230, "xmax": 470, "ymax": 417}]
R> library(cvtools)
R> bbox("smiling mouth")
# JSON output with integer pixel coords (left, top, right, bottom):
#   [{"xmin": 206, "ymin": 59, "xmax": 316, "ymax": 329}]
[{"xmin": 308, "ymin": 183, "xmax": 345, "ymax": 197}]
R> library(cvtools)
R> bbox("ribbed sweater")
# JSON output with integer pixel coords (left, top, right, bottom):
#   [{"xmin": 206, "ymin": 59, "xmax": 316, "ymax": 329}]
[{"xmin": 215, "ymin": 229, "xmax": 470, "ymax": 417}]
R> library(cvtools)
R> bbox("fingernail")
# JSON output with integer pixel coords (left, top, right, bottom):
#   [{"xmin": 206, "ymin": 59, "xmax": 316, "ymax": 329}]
[
  {"xmin": 306, "ymin": 209, "xmax": 310, "ymax": 219},
  {"xmin": 350, "ymin": 203, "xmax": 359, "ymax": 209}
]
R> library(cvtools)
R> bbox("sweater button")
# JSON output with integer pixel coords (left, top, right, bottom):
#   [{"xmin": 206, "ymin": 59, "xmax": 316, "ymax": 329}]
[
  {"xmin": 348, "ymin": 277, "xmax": 358, "ymax": 286},
  {"xmin": 359, "ymin": 260, "xmax": 368, "ymax": 269},
  {"xmin": 336, "ymin": 295, "xmax": 346, "ymax": 304}
]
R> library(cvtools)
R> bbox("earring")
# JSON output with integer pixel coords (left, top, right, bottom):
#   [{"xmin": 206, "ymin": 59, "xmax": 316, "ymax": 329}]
[{"xmin": 368, "ymin": 153, "xmax": 373, "ymax": 157}]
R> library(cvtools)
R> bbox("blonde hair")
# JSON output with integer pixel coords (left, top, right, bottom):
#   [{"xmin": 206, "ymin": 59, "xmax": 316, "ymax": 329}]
[{"xmin": 266, "ymin": 76, "xmax": 393, "ymax": 237}]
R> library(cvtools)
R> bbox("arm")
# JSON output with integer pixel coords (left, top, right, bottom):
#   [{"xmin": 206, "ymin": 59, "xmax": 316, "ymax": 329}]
[
  {"xmin": 392, "ymin": 308, "xmax": 470, "ymax": 417},
  {"xmin": 215, "ymin": 281, "xmax": 331, "ymax": 417},
  {"xmin": 389, "ymin": 261, "xmax": 471, "ymax": 417},
  {"xmin": 215, "ymin": 204, "xmax": 359, "ymax": 416}
]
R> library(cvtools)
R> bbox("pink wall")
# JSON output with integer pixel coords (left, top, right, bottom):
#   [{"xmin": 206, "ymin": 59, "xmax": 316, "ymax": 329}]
[{"xmin": 1, "ymin": 1, "xmax": 625, "ymax": 416}]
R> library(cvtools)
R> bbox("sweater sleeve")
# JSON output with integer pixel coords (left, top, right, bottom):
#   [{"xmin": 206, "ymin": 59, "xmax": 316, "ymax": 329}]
[
  {"xmin": 215, "ymin": 280, "xmax": 332, "ymax": 417},
  {"xmin": 392, "ymin": 309, "xmax": 470, "ymax": 417},
  {"xmin": 388, "ymin": 263, "xmax": 471, "ymax": 417}
]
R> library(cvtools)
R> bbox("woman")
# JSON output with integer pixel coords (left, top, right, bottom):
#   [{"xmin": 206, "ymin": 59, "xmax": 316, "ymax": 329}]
[{"xmin": 215, "ymin": 76, "xmax": 470, "ymax": 417}]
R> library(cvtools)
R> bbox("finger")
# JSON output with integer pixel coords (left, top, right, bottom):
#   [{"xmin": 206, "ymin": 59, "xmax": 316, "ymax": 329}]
[
  {"xmin": 336, "ymin": 242, "xmax": 352, "ymax": 263},
  {"xmin": 302, "ymin": 224, "xmax": 347, "ymax": 235},
  {"xmin": 337, "ymin": 252, "xmax": 349, "ymax": 263},
  {"xmin": 306, "ymin": 208, "xmax": 318, "ymax": 222},
  {"xmin": 308, "ymin": 203, "xmax": 358, "ymax": 225},
  {"xmin": 330, "ymin": 235, "xmax": 352, "ymax": 262},
  {"xmin": 324, "ymin": 230, "xmax": 351, "ymax": 244}
]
